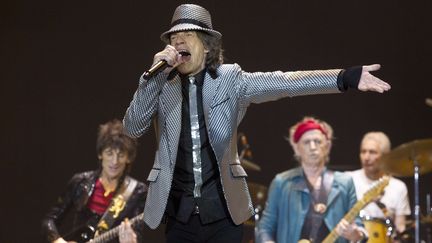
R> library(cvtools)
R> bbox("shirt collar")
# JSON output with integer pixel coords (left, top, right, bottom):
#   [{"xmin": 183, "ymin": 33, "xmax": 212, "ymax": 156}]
[
  {"xmin": 168, "ymin": 66, "xmax": 218, "ymax": 82},
  {"xmin": 179, "ymin": 68, "xmax": 206, "ymax": 87}
]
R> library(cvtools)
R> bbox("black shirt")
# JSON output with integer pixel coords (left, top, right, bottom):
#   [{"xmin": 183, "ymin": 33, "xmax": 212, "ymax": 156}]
[
  {"xmin": 165, "ymin": 66, "xmax": 362, "ymax": 225},
  {"xmin": 300, "ymin": 170, "xmax": 331, "ymax": 242},
  {"xmin": 166, "ymin": 69, "xmax": 228, "ymax": 224}
]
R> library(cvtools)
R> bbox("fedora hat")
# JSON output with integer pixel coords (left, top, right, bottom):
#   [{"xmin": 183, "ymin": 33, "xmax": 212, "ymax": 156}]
[{"xmin": 160, "ymin": 4, "xmax": 222, "ymax": 43}]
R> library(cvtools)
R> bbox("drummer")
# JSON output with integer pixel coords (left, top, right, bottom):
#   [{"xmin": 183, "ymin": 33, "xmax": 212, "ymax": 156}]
[{"xmin": 347, "ymin": 131, "xmax": 411, "ymax": 233}]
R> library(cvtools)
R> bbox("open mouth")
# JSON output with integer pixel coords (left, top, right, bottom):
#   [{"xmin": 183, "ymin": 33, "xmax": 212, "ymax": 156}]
[
  {"xmin": 109, "ymin": 166, "xmax": 120, "ymax": 171},
  {"xmin": 178, "ymin": 50, "xmax": 191, "ymax": 63},
  {"xmin": 178, "ymin": 50, "xmax": 191, "ymax": 57}
]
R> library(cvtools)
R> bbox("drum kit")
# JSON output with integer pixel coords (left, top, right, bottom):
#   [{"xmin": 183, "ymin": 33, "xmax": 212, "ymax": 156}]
[
  {"xmin": 376, "ymin": 138, "xmax": 432, "ymax": 243},
  {"xmin": 239, "ymin": 133, "xmax": 432, "ymax": 243},
  {"xmin": 352, "ymin": 138, "xmax": 432, "ymax": 243}
]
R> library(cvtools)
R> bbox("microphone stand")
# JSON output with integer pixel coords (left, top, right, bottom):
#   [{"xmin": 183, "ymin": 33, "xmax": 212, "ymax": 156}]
[
  {"xmin": 413, "ymin": 156, "xmax": 421, "ymax": 243},
  {"xmin": 427, "ymin": 193, "xmax": 431, "ymax": 243}
]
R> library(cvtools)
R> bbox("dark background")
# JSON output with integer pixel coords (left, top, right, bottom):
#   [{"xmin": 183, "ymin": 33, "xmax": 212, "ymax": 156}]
[{"xmin": 1, "ymin": 0, "xmax": 432, "ymax": 242}]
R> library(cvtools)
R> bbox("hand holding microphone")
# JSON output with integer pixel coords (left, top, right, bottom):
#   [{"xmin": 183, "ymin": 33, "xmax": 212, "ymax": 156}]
[{"xmin": 143, "ymin": 45, "xmax": 190, "ymax": 80}]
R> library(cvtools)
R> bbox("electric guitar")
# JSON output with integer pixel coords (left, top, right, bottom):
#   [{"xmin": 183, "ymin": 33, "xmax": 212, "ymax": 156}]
[
  {"xmin": 64, "ymin": 212, "xmax": 144, "ymax": 243},
  {"xmin": 298, "ymin": 176, "xmax": 389, "ymax": 243}
]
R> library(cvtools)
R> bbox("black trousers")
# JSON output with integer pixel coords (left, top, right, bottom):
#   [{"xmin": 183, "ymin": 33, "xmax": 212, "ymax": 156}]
[{"xmin": 165, "ymin": 215, "xmax": 244, "ymax": 243}]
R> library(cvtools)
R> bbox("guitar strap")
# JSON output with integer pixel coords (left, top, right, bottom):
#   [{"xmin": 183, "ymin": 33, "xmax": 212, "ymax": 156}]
[
  {"xmin": 96, "ymin": 176, "xmax": 138, "ymax": 234},
  {"xmin": 372, "ymin": 176, "xmax": 389, "ymax": 218},
  {"xmin": 375, "ymin": 200, "xmax": 389, "ymax": 218},
  {"xmin": 307, "ymin": 170, "xmax": 334, "ymax": 242}
]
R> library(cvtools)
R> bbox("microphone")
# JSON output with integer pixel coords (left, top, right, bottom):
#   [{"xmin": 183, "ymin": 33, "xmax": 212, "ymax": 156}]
[
  {"xmin": 142, "ymin": 51, "xmax": 190, "ymax": 80},
  {"xmin": 142, "ymin": 60, "xmax": 169, "ymax": 80}
]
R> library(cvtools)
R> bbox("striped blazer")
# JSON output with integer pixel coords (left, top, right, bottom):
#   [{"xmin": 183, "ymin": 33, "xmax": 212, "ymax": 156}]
[{"xmin": 123, "ymin": 63, "xmax": 341, "ymax": 229}]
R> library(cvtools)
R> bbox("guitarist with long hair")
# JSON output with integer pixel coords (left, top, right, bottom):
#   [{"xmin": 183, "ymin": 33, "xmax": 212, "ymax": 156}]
[
  {"xmin": 42, "ymin": 119, "xmax": 148, "ymax": 243},
  {"xmin": 256, "ymin": 117, "xmax": 366, "ymax": 243}
]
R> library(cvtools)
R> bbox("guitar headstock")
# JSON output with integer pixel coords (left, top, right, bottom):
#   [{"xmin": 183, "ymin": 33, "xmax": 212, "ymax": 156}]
[{"xmin": 361, "ymin": 175, "xmax": 390, "ymax": 204}]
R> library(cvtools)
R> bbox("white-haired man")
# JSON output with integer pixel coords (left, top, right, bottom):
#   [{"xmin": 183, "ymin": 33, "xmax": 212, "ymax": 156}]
[{"xmin": 348, "ymin": 132, "xmax": 411, "ymax": 235}]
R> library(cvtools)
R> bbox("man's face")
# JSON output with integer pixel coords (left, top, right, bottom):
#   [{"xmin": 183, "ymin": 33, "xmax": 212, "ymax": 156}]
[
  {"xmin": 360, "ymin": 139, "xmax": 383, "ymax": 176},
  {"xmin": 170, "ymin": 31, "xmax": 208, "ymax": 75},
  {"xmin": 99, "ymin": 147, "xmax": 130, "ymax": 180},
  {"xmin": 295, "ymin": 129, "xmax": 330, "ymax": 167}
]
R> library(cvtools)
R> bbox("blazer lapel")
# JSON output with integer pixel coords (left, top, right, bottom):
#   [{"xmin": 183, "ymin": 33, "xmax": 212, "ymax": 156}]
[
  {"xmin": 161, "ymin": 77, "xmax": 182, "ymax": 167},
  {"xmin": 202, "ymin": 72, "xmax": 221, "ymax": 126}
]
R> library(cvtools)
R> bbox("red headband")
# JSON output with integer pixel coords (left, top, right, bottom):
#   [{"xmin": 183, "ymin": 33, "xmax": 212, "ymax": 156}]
[{"xmin": 293, "ymin": 120, "xmax": 328, "ymax": 143}]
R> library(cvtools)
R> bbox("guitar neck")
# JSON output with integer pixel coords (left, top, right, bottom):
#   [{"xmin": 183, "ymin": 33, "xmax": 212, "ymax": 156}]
[
  {"xmin": 300, "ymin": 176, "xmax": 388, "ymax": 243},
  {"xmin": 88, "ymin": 213, "xmax": 144, "ymax": 243},
  {"xmin": 321, "ymin": 199, "xmax": 366, "ymax": 243}
]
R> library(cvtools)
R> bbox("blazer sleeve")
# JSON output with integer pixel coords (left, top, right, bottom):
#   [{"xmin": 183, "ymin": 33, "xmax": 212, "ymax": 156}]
[
  {"xmin": 123, "ymin": 73, "xmax": 168, "ymax": 138},
  {"xmin": 231, "ymin": 63, "xmax": 342, "ymax": 108}
]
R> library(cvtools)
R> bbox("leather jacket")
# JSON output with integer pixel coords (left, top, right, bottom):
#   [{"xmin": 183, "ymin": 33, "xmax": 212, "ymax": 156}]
[{"xmin": 41, "ymin": 170, "xmax": 147, "ymax": 243}]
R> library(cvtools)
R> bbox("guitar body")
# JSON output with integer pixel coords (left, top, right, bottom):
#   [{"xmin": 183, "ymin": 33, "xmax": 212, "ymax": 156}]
[{"xmin": 62, "ymin": 212, "xmax": 144, "ymax": 243}]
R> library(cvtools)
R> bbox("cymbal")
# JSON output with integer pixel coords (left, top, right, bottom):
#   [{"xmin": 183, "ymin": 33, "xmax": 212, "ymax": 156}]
[
  {"xmin": 380, "ymin": 138, "xmax": 432, "ymax": 177},
  {"xmin": 241, "ymin": 158, "xmax": 261, "ymax": 171},
  {"xmin": 247, "ymin": 182, "xmax": 268, "ymax": 206}
]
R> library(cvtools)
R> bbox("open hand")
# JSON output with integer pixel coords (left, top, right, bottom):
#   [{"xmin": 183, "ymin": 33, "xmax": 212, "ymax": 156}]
[{"xmin": 357, "ymin": 64, "xmax": 391, "ymax": 93}]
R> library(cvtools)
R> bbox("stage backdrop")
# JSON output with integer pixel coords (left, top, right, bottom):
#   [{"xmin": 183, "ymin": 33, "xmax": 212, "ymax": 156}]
[{"xmin": 1, "ymin": 0, "xmax": 431, "ymax": 242}]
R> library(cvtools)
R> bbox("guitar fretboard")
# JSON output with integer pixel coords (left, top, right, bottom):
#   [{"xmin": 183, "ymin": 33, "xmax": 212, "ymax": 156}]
[
  {"xmin": 321, "ymin": 177, "xmax": 389, "ymax": 243},
  {"xmin": 321, "ymin": 198, "xmax": 367, "ymax": 243},
  {"xmin": 88, "ymin": 213, "xmax": 144, "ymax": 243}
]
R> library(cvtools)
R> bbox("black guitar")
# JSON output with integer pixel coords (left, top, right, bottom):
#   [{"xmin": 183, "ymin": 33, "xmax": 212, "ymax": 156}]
[{"xmin": 64, "ymin": 212, "xmax": 144, "ymax": 243}]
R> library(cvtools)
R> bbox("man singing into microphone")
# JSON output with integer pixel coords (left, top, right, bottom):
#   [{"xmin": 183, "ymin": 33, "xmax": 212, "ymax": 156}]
[{"xmin": 123, "ymin": 4, "xmax": 390, "ymax": 242}]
